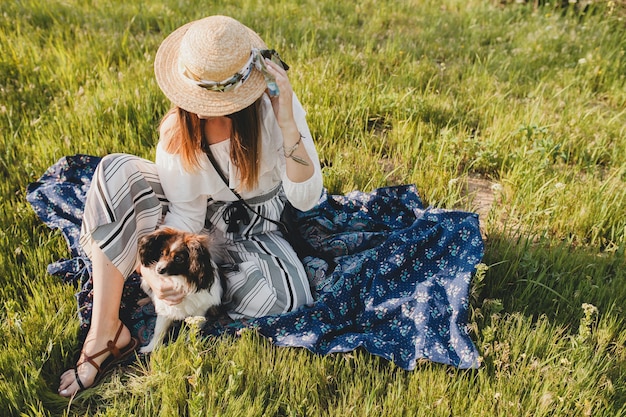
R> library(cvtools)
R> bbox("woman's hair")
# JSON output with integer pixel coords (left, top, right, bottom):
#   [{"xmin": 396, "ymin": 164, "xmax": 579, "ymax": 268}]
[{"xmin": 161, "ymin": 98, "xmax": 262, "ymax": 191}]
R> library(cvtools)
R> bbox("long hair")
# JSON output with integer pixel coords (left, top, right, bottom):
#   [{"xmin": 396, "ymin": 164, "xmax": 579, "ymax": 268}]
[{"xmin": 161, "ymin": 98, "xmax": 262, "ymax": 191}]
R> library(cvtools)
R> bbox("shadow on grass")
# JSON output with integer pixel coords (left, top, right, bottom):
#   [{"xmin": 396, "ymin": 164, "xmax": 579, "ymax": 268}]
[
  {"xmin": 480, "ymin": 232, "xmax": 625, "ymax": 323},
  {"xmin": 473, "ymin": 231, "xmax": 626, "ymax": 412}
]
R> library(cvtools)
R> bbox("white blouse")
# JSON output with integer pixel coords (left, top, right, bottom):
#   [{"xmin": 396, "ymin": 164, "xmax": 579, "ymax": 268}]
[{"xmin": 155, "ymin": 93, "xmax": 324, "ymax": 233}]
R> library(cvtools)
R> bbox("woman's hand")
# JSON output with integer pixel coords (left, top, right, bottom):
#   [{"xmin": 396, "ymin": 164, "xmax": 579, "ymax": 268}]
[
  {"xmin": 264, "ymin": 58, "xmax": 295, "ymax": 128},
  {"xmin": 264, "ymin": 57, "xmax": 315, "ymax": 182},
  {"xmin": 138, "ymin": 264, "xmax": 186, "ymax": 305}
]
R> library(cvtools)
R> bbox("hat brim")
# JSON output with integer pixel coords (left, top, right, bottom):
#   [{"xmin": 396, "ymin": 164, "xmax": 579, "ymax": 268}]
[{"xmin": 154, "ymin": 20, "xmax": 268, "ymax": 117}]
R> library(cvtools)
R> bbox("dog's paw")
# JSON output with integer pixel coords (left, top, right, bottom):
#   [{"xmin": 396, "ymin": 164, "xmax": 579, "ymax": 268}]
[{"xmin": 139, "ymin": 344, "xmax": 155, "ymax": 354}]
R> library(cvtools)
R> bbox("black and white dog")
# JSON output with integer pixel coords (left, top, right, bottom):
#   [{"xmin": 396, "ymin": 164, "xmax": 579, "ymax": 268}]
[{"xmin": 137, "ymin": 227, "xmax": 225, "ymax": 353}]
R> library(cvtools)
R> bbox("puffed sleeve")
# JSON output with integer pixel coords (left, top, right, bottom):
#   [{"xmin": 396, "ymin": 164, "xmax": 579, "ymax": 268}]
[
  {"xmin": 155, "ymin": 143, "xmax": 208, "ymax": 233},
  {"xmin": 279, "ymin": 95, "xmax": 324, "ymax": 211}
]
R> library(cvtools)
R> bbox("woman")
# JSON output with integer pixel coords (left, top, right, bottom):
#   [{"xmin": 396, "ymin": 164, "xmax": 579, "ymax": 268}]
[{"xmin": 58, "ymin": 15, "xmax": 323, "ymax": 397}]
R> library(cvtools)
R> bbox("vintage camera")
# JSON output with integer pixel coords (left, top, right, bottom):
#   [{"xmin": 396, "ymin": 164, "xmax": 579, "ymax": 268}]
[
  {"xmin": 256, "ymin": 49, "xmax": 290, "ymax": 97},
  {"xmin": 260, "ymin": 49, "xmax": 289, "ymax": 71}
]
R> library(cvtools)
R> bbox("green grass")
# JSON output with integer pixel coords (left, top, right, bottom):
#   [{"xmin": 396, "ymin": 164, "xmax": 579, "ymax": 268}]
[{"xmin": 1, "ymin": 0, "xmax": 626, "ymax": 415}]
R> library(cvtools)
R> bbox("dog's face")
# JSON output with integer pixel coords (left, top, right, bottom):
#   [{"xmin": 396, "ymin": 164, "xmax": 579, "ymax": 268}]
[{"xmin": 138, "ymin": 227, "xmax": 217, "ymax": 292}]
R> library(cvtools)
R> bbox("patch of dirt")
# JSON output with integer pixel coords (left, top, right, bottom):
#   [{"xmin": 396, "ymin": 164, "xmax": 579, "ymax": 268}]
[
  {"xmin": 459, "ymin": 174, "xmax": 501, "ymax": 238},
  {"xmin": 465, "ymin": 174, "xmax": 497, "ymax": 220}
]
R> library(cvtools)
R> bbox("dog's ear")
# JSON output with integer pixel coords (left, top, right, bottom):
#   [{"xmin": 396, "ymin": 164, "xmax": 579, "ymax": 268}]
[
  {"xmin": 138, "ymin": 228, "xmax": 175, "ymax": 266},
  {"xmin": 187, "ymin": 235, "xmax": 215, "ymax": 290}
]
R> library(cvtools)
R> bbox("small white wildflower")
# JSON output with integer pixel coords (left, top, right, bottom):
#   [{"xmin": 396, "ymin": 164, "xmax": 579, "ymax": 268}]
[
  {"xmin": 490, "ymin": 183, "xmax": 503, "ymax": 193},
  {"xmin": 577, "ymin": 303, "xmax": 599, "ymax": 341},
  {"xmin": 554, "ymin": 182, "xmax": 566, "ymax": 190},
  {"xmin": 13, "ymin": 318, "xmax": 23, "ymax": 333},
  {"xmin": 578, "ymin": 58, "xmax": 587, "ymax": 65},
  {"xmin": 582, "ymin": 303, "xmax": 598, "ymax": 316},
  {"xmin": 448, "ymin": 178, "xmax": 459, "ymax": 187},
  {"xmin": 184, "ymin": 316, "xmax": 207, "ymax": 327}
]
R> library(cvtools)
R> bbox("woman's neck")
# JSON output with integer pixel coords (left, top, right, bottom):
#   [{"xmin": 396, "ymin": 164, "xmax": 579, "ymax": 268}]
[{"xmin": 203, "ymin": 116, "xmax": 232, "ymax": 145}]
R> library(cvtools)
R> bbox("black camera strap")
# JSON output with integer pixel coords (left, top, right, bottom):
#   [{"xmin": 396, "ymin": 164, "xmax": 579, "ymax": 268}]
[
  {"xmin": 203, "ymin": 142, "xmax": 332, "ymax": 265},
  {"xmin": 203, "ymin": 146, "xmax": 289, "ymax": 235}
]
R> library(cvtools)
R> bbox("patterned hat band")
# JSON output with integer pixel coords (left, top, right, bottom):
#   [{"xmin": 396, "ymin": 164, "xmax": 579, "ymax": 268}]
[
  {"xmin": 180, "ymin": 48, "xmax": 287, "ymax": 96},
  {"xmin": 179, "ymin": 48, "xmax": 289, "ymax": 96},
  {"xmin": 180, "ymin": 49, "xmax": 255, "ymax": 92}
]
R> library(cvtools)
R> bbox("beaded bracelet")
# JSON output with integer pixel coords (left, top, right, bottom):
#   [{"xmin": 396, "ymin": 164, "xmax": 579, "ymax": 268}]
[{"xmin": 283, "ymin": 133, "xmax": 310, "ymax": 166}]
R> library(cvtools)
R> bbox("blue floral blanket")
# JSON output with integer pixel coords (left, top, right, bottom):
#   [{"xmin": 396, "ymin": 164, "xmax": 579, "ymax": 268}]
[{"xmin": 27, "ymin": 155, "xmax": 484, "ymax": 370}]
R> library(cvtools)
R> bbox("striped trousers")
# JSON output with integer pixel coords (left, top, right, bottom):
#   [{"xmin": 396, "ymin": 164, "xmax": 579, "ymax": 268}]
[{"xmin": 79, "ymin": 154, "xmax": 313, "ymax": 319}]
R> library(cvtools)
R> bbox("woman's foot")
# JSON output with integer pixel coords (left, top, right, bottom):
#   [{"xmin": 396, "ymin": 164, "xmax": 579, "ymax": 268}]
[{"xmin": 58, "ymin": 321, "xmax": 137, "ymax": 397}]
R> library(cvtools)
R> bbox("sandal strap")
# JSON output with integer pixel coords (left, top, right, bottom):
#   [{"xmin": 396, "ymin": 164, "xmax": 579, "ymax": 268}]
[
  {"xmin": 74, "ymin": 368, "xmax": 86, "ymax": 391},
  {"xmin": 77, "ymin": 322, "xmax": 126, "ymax": 372},
  {"xmin": 106, "ymin": 322, "xmax": 124, "ymax": 358}
]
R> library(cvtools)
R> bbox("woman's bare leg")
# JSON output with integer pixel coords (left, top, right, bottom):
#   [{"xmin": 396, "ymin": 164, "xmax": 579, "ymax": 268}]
[{"xmin": 58, "ymin": 244, "xmax": 132, "ymax": 397}]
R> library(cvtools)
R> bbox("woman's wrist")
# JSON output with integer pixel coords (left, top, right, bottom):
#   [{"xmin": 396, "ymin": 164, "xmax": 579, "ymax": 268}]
[
  {"xmin": 280, "ymin": 124, "xmax": 315, "ymax": 179},
  {"xmin": 280, "ymin": 122, "xmax": 301, "ymax": 146},
  {"xmin": 283, "ymin": 133, "xmax": 309, "ymax": 166}
]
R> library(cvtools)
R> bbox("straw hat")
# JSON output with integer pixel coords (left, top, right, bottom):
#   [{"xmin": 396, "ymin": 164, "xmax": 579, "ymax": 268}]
[{"xmin": 154, "ymin": 15, "xmax": 267, "ymax": 116}]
